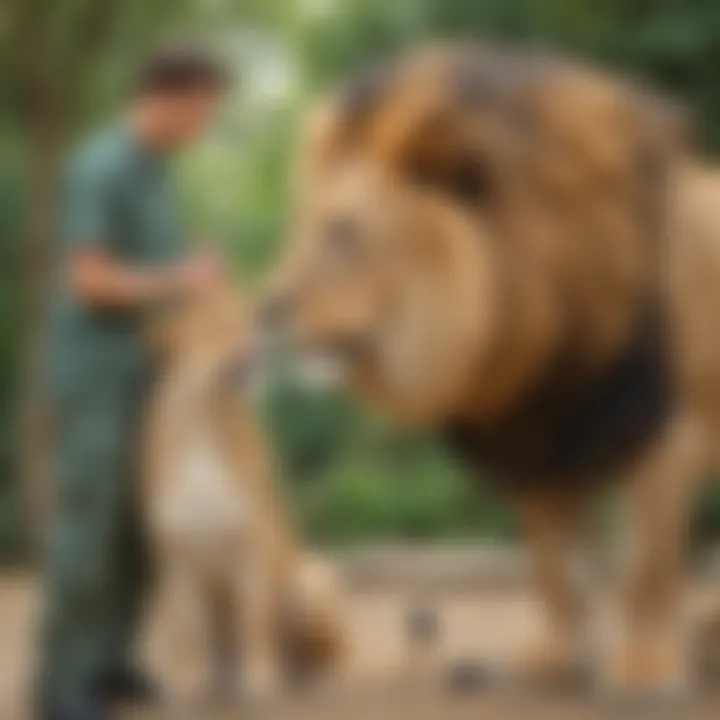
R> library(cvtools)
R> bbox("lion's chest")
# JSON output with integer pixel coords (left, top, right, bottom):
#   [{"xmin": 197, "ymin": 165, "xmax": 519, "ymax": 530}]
[{"xmin": 155, "ymin": 425, "xmax": 251, "ymax": 557}]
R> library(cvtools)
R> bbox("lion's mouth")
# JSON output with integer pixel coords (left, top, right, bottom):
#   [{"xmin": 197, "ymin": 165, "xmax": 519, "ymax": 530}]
[
  {"xmin": 292, "ymin": 351, "xmax": 346, "ymax": 390},
  {"xmin": 293, "ymin": 337, "xmax": 369, "ymax": 390},
  {"xmin": 258, "ymin": 306, "xmax": 374, "ymax": 390}
]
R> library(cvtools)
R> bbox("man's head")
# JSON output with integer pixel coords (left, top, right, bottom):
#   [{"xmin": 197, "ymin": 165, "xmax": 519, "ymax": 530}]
[{"xmin": 132, "ymin": 43, "xmax": 229, "ymax": 150}]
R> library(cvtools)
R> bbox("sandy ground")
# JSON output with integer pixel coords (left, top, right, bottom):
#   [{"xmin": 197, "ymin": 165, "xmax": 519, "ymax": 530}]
[{"xmin": 2, "ymin": 571, "xmax": 719, "ymax": 719}]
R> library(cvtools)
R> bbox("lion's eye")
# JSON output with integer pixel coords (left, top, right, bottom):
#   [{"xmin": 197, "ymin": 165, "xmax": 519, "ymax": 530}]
[{"xmin": 325, "ymin": 218, "xmax": 360, "ymax": 258}]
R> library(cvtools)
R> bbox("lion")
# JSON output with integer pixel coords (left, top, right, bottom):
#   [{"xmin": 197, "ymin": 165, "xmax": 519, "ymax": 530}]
[
  {"xmin": 263, "ymin": 44, "xmax": 720, "ymax": 699},
  {"xmin": 142, "ymin": 284, "xmax": 344, "ymax": 703}
]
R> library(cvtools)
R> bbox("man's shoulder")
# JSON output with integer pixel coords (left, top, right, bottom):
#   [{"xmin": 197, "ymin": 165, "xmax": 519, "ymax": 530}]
[{"xmin": 66, "ymin": 125, "xmax": 133, "ymax": 186}]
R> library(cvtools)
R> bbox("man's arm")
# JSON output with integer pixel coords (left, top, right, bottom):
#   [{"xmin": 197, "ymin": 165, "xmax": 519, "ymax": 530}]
[
  {"xmin": 62, "ymin": 154, "xmax": 222, "ymax": 310},
  {"xmin": 69, "ymin": 246, "xmax": 220, "ymax": 310}
]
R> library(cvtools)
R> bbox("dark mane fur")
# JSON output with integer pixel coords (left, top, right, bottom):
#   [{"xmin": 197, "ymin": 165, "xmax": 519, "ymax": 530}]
[{"xmin": 444, "ymin": 303, "xmax": 674, "ymax": 488}]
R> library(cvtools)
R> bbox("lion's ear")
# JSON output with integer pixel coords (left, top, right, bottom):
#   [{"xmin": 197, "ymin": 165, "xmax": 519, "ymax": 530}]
[{"xmin": 293, "ymin": 98, "xmax": 345, "ymax": 201}]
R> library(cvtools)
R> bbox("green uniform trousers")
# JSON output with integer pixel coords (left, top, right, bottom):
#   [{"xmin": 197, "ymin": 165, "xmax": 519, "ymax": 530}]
[{"xmin": 39, "ymin": 372, "xmax": 150, "ymax": 705}]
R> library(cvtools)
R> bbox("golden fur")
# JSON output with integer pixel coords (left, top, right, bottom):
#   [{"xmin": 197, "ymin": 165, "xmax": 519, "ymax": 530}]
[
  {"xmin": 268, "ymin": 44, "xmax": 720, "ymax": 696},
  {"xmin": 142, "ymin": 286, "xmax": 344, "ymax": 702}
]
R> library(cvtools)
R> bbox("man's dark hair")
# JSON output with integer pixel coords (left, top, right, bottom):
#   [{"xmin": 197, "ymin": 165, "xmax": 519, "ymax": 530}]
[{"xmin": 136, "ymin": 43, "xmax": 230, "ymax": 96}]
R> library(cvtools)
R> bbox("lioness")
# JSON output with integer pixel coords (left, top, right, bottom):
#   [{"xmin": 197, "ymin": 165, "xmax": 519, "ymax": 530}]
[
  {"xmin": 142, "ymin": 285, "xmax": 344, "ymax": 701},
  {"xmin": 265, "ymin": 44, "xmax": 720, "ymax": 698}
]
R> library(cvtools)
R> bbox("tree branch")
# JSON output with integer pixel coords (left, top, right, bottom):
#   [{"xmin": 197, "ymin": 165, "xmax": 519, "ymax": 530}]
[{"xmin": 67, "ymin": 0, "xmax": 123, "ymax": 82}]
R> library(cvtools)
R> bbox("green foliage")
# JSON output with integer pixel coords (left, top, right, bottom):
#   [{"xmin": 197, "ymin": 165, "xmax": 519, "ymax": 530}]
[
  {"xmin": 281, "ymin": 410, "xmax": 516, "ymax": 545},
  {"xmin": 4, "ymin": 0, "xmax": 720, "ymax": 555},
  {"xmin": 261, "ymin": 382, "xmax": 358, "ymax": 484}
]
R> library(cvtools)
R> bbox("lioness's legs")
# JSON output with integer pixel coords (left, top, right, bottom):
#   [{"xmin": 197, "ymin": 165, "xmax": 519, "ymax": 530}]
[
  {"xmin": 604, "ymin": 416, "xmax": 705, "ymax": 694},
  {"xmin": 234, "ymin": 555, "xmax": 281, "ymax": 699},
  {"xmin": 205, "ymin": 581, "xmax": 239, "ymax": 698},
  {"xmin": 154, "ymin": 552, "xmax": 210, "ymax": 701},
  {"xmin": 516, "ymin": 493, "xmax": 591, "ymax": 684}
]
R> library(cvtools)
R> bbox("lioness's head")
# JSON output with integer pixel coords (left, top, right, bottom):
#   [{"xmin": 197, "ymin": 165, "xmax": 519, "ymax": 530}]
[
  {"xmin": 266, "ymin": 45, "xmax": 683, "ymax": 426},
  {"xmin": 147, "ymin": 284, "xmax": 258, "ymax": 392}
]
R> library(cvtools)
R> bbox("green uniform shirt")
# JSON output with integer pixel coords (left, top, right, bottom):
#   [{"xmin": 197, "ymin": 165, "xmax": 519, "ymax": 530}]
[{"xmin": 47, "ymin": 124, "xmax": 186, "ymax": 398}]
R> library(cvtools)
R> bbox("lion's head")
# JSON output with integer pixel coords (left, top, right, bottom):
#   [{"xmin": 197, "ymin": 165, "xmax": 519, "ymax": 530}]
[{"xmin": 266, "ymin": 44, "xmax": 684, "ymax": 429}]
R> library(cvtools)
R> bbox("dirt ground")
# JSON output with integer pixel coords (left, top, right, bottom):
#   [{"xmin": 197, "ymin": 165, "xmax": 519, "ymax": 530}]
[{"xmin": 2, "ymin": 571, "xmax": 719, "ymax": 720}]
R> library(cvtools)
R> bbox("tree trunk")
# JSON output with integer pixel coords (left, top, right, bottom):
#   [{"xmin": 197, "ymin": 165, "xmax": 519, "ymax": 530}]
[
  {"xmin": 12, "ymin": 0, "xmax": 124, "ymax": 556},
  {"xmin": 17, "ymin": 115, "xmax": 66, "ymax": 556}
]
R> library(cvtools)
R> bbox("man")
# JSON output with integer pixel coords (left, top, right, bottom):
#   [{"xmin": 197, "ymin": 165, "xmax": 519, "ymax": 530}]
[{"xmin": 39, "ymin": 45, "xmax": 229, "ymax": 720}]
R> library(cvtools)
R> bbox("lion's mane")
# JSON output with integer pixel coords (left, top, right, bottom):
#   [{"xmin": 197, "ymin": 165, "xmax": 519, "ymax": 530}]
[{"xmin": 305, "ymin": 45, "xmax": 687, "ymax": 485}]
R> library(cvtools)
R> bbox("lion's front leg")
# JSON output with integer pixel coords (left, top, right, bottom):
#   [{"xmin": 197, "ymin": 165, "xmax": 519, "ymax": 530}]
[
  {"xmin": 235, "ymin": 554, "xmax": 282, "ymax": 703},
  {"xmin": 154, "ymin": 552, "xmax": 212, "ymax": 704},
  {"xmin": 515, "ymin": 494, "xmax": 592, "ymax": 690},
  {"xmin": 602, "ymin": 416, "xmax": 705, "ymax": 699}
]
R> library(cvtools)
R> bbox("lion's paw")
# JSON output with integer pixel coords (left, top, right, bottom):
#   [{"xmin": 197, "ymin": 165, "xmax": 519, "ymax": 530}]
[
  {"xmin": 514, "ymin": 635, "xmax": 591, "ymax": 694},
  {"xmin": 598, "ymin": 641, "xmax": 690, "ymax": 708}
]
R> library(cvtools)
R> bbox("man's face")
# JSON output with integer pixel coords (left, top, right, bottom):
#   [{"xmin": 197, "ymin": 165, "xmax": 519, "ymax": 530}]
[{"xmin": 151, "ymin": 89, "xmax": 222, "ymax": 147}]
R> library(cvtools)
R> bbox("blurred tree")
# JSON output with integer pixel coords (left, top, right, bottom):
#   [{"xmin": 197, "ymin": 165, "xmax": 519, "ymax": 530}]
[{"xmin": 2, "ymin": 0, "xmax": 131, "ymax": 553}]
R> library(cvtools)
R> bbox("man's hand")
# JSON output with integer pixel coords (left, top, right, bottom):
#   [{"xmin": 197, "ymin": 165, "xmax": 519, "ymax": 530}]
[{"xmin": 169, "ymin": 250, "xmax": 226, "ymax": 297}]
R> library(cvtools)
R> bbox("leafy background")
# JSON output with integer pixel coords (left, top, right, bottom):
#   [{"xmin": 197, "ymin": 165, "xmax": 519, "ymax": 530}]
[{"xmin": 3, "ymin": 0, "xmax": 720, "ymax": 559}]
